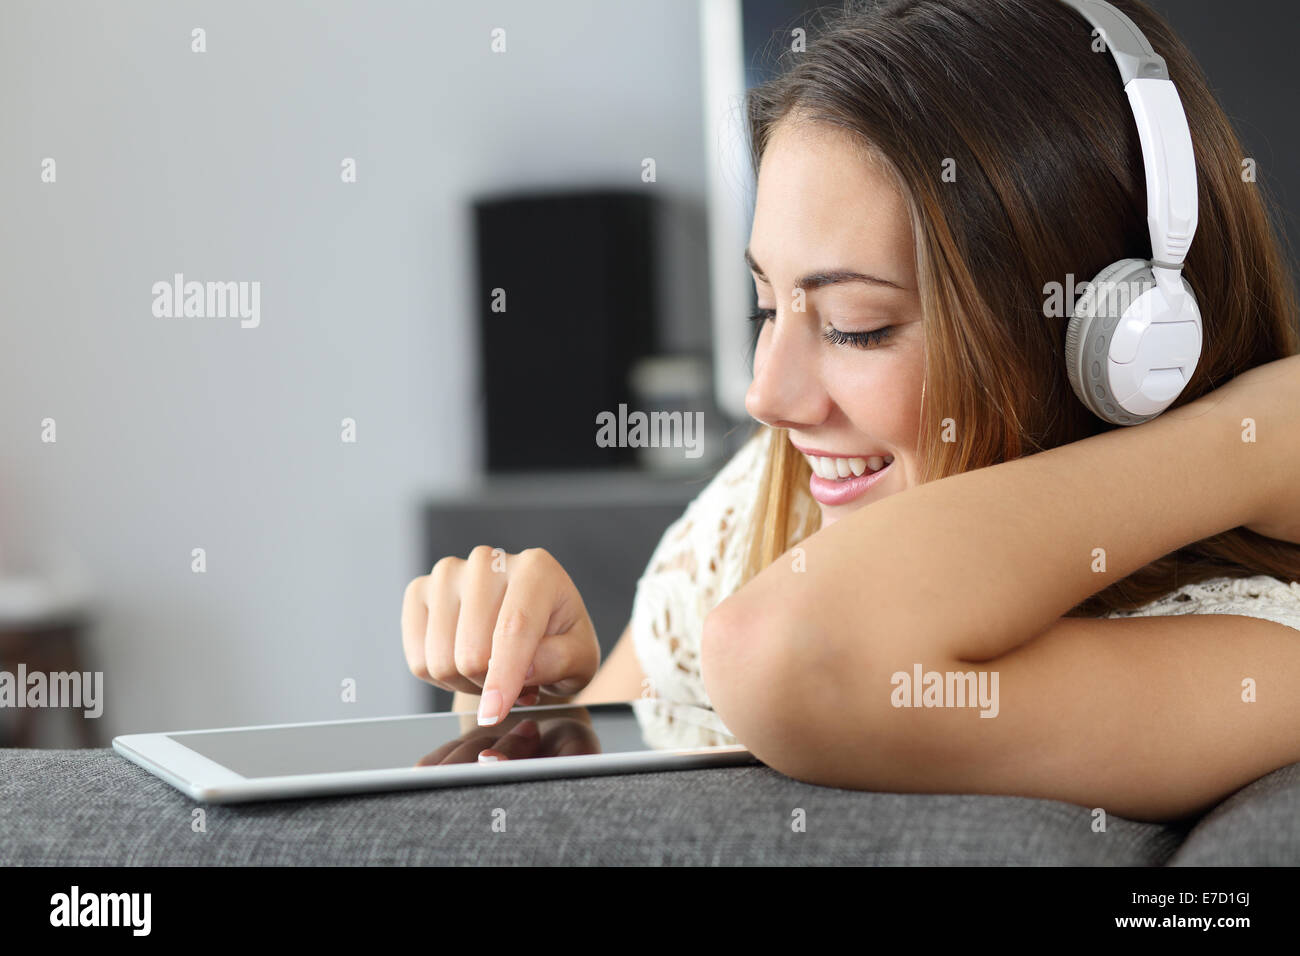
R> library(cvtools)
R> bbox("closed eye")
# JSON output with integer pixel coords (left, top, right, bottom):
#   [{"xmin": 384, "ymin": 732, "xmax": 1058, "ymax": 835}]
[
  {"xmin": 822, "ymin": 325, "xmax": 894, "ymax": 349},
  {"xmin": 747, "ymin": 308, "xmax": 894, "ymax": 350}
]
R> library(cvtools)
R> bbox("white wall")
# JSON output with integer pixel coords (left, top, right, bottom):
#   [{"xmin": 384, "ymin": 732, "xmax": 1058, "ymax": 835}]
[{"xmin": 0, "ymin": 0, "xmax": 709, "ymax": 741}]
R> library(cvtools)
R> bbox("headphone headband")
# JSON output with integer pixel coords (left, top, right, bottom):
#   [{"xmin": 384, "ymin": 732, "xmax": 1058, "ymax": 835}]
[
  {"xmin": 1059, "ymin": 0, "xmax": 1198, "ymax": 273},
  {"xmin": 1059, "ymin": 0, "xmax": 1167, "ymax": 82}
]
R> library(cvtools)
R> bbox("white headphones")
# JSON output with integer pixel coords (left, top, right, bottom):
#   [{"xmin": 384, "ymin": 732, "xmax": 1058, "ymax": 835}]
[{"xmin": 1060, "ymin": 0, "xmax": 1201, "ymax": 425}]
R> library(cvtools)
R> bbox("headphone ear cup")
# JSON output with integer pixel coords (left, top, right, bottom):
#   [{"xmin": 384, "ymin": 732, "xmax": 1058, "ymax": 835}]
[
  {"xmin": 1170, "ymin": 274, "xmax": 1202, "ymax": 328},
  {"xmin": 1065, "ymin": 258, "xmax": 1155, "ymax": 425}
]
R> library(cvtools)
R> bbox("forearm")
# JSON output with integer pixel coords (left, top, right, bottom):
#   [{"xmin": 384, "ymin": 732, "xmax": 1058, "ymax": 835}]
[
  {"xmin": 733, "ymin": 373, "xmax": 1273, "ymax": 665},
  {"xmin": 970, "ymin": 613, "xmax": 1300, "ymax": 821},
  {"xmin": 742, "ymin": 612, "xmax": 1300, "ymax": 822}
]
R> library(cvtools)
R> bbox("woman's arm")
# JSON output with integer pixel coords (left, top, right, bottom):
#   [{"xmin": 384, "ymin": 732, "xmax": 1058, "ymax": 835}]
[
  {"xmin": 700, "ymin": 355, "xmax": 1300, "ymax": 818},
  {"xmin": 707, "ymin": 604, "xmax": 1300, "ymax": 820},
  {"xmin": 709, "ymin": 353, "xmax": 1300, "ymax": 669}
]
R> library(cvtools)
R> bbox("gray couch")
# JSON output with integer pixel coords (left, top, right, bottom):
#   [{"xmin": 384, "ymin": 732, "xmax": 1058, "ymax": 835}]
[{"xmin": 2, "ymin": 747, "xmax": 1297, "ymax": 865}]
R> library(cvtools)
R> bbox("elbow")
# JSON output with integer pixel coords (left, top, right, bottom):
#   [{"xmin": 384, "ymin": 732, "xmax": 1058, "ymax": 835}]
[
  {"xmin": 701, "ymin": 591, "xmax": 841, "ymax": 784},
  {"xmin": 702, "ymin": 589, "xmax": 964, "ymax": 791},
  {"xmin": 699, "ymin": 592, "xmax": 772, "ymax": 737}
]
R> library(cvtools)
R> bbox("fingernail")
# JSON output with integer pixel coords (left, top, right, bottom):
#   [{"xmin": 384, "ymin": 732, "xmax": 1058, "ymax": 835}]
[
  {"xmin": 477, "ymin": 689, "xmax": 502, "ymax": 726},
  {"xmin": 478, "ymin": 751, "xmax": 500, "ymax": 763},
  {"xmin": 525, "ymin": 663, "xmax": 535, "ymax": 679}
]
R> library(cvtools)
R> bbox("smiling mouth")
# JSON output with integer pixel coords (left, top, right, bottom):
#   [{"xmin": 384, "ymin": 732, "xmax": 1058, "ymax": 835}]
[{"xmin": 801, "ymin": 452, "xmax": 894, "ymax": 481}]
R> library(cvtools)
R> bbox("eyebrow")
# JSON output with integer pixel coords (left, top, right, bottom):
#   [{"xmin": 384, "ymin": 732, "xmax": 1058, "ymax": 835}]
[{"xmin": 744, "ymin": 246, "xmax": 907, "ymax": 292}]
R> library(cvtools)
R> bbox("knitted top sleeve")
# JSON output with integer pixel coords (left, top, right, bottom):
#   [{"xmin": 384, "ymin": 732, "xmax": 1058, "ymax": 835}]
[
  {"xmin": 628, "ymin": 430, "xmax": 774, "ymax": 748},
  {"xmin": 1101, "ymin": 574, "xmax": 1300, "ymax": 632}
]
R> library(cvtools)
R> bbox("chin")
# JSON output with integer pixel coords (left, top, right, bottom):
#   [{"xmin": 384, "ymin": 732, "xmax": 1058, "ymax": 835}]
[
  {"xmin": 817, "ymin": 502, "xmax": 859, "ymax": 529},
  {"xmin": 817, "ymin": 484, "xmax": 901, "ymax": 529}
]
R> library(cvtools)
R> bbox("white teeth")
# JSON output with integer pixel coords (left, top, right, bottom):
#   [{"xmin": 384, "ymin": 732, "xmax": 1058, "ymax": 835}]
[{"xmin": 804, "ymin": 453, "xmax": 890, "ymax": 480}]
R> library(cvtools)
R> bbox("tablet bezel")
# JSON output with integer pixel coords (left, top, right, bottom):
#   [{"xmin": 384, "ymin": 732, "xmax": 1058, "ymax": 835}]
[{"xmin": 111, "ymin": 701, "xmax": 756, "ymax": 803}]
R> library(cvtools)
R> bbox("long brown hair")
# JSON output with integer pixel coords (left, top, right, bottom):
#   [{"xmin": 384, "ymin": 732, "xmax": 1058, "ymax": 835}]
[{"xmin": 740, "ymin": 0, "xmax": 1300, "ymax": 615}]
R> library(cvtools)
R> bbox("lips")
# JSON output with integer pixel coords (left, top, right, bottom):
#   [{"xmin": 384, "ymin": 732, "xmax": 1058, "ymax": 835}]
[{"xmin": 799, "ymin": 449, "xmax": 895, "ymax": 506}]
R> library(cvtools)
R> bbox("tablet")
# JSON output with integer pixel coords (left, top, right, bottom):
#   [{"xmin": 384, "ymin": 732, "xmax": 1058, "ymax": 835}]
[{"xmin": 111, "ymin": 699, "xmax": 757, "ymax": 803}]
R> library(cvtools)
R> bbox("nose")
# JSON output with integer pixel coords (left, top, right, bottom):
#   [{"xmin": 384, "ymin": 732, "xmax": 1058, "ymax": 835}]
[{"xmin": 744, "ymin": 313, "xmax": 831, "ymax": 429}]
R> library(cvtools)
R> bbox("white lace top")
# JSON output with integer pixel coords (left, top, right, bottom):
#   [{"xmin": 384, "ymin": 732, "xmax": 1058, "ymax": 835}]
[{"xmin": 628, "ymin": 430, "xmax": 1300, "ymax": 749}]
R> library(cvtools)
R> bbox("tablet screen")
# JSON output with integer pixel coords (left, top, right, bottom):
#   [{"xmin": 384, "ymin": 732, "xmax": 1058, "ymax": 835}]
[{"xmin": 166, "ymin": 701, "xmax": 736, "ymax": 778}]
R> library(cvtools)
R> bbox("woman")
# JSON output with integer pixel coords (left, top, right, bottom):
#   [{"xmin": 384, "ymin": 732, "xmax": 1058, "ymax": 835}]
[{"xmin": 400, "ymin": 0, "xmax": 1300, "ymax": 821}]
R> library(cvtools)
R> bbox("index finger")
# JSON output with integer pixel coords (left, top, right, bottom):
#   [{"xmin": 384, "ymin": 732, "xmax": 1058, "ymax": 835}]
[{"xmin": 477, "ymin": 555, "xmax": 555, "ymax": 726}]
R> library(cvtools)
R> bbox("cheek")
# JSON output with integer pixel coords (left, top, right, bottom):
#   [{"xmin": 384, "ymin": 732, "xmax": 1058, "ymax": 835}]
[{"xmin": 828, "ymin": 356, "xmax": 924, "ymax": 445}]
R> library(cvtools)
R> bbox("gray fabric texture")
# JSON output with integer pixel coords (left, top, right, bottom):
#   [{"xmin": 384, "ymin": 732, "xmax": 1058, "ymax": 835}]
[
  {"xmin": 1167, "ymin": 761, "xmax": 1300, "ymax": 866},
  {"xmin": 0, "ymin": 747, "xmax": 1222, "ymax": 865}
]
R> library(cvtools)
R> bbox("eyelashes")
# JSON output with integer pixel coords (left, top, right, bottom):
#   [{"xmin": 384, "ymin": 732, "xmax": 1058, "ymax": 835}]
[
  {"xmin": 822, "ymin": 325, "xmax": 894, "ymax": 349},
  {"xmin": 747, "ymin": 308, "xmax": 894, "ymax": 350}
]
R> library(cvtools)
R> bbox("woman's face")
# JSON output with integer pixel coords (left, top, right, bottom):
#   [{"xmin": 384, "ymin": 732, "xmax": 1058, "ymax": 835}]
[{"xmin": 745, "ymin": 118, "xmax": 926, "ymax": 529}]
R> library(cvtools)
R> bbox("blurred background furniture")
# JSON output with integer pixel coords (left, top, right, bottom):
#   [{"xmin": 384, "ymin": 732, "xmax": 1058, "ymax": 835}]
[
  {"xmin": 0, "ymin": 573, "xmax": 97, "ymax": 748},
  {"xmin": 429, "ymin": 182, "xmax": 752, "ymax": 712}
]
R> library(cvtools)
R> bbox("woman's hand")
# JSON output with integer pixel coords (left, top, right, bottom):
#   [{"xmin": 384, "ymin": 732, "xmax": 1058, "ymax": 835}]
[
  {"xmin": 401, "ymin": 546, "xmax": 601, "ymax": 727},
  {"xmin": 1175, "ymin": 353, "xmax": 1300, "ymax": 545}
]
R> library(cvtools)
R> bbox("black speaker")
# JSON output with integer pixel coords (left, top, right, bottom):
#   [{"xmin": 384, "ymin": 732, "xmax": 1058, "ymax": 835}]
[{"xmin": 473, "ymin": 190, "xmax": 660, "ymax": 471}]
